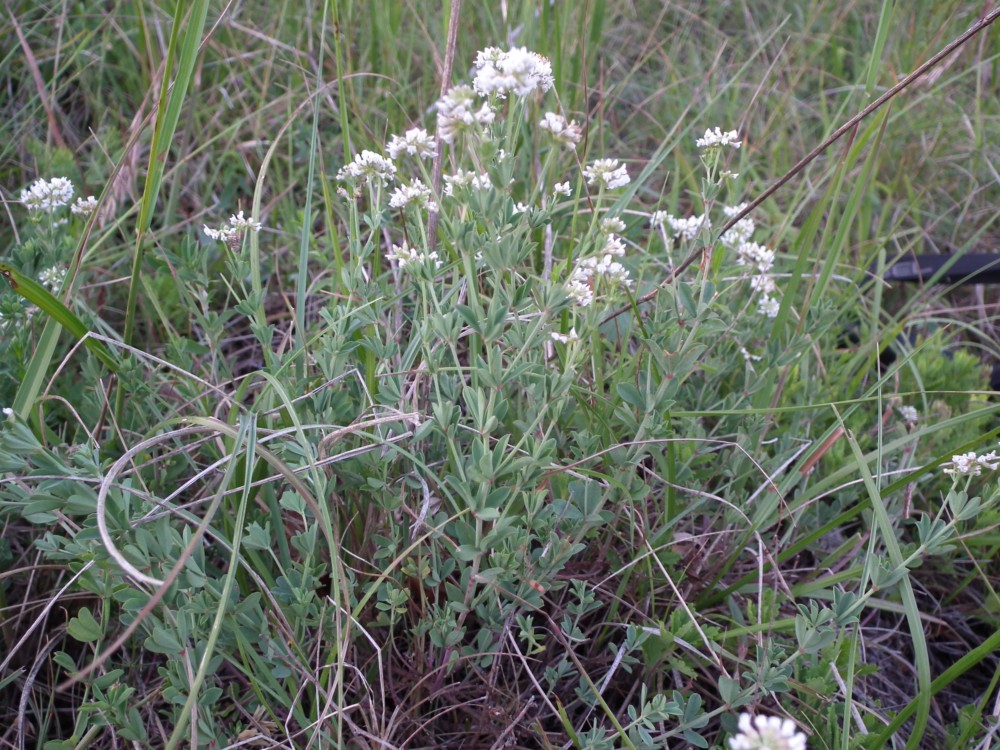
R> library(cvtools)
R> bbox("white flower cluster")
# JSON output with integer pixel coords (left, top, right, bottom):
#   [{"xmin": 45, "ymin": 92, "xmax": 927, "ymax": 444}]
[
  {"xmin": 20, "ymin": 177, "xmax": 102, "ymax": 220},
  {"xmin": 717, "ymin": 205, "xmax": 780, "ymax": 318},
  {"xmin": 565, "ymin": 233, "xmax": 632, "ymax": 307},
  {"xmin": 539, "ymin": 112, "xmax": 583, "ymax": 149},
  {"xmin": 697, "ymin": 127, "xmax": 742, "ymax": 150},
  {"xmin": 721, "ymin": 202, "xmax": 756, "ymax": 245},
  {"xmin": 729, "ymin": 713, "xmax": 807, "ymax": 750},
  {"xmin": 656, "ymin": 212, "xmax": 712, "ymax": 242},
  {"xmin": 472, "ymin": 46, "xmax": 554, "ymax": 99},
  {"xmin": 38, "ymin": 265, "xmax": 67, "ymax": 290},
  {"xmin": 943, "ymin": 451, "xmax": 1000, "ymax": 477},
  {"xmin": 583, "ymin": 158, "xmax": 630, "ymax": 190},
  {"xmin": 20, "ymin": 177, "xmax": 75, "ymax": 212},
  {"xmin": 550, "ymin": 328, "xmax": 579, "ymax": 344},
  {"xmin": 734, "ymin": 242, "xmax": 775, "ymax": 272},
  {"xmin": 443, "ymin": 169, "xmax": 492, "ymax": 196},
  {"xmin": 897, "ymin": 405, "xmax": 918, "ymax": 426},
  {"xmin": 2, "ymin": 407, "xmax": 14, "ymax": 421},
  {"xmin": 602, "ymin": 234, "xmax": 627, "ymax": 257},
  {"xmin": 389, "ymin": 180, "xmax": 438, "ymax": 212},
  {"xmin": 387, "ymin": 242, "xmax": 442, "ymax": 270},
  {"xmin": 387, "ymin": 128, "xmax": 438, "ymax": 160},
  {"xmin": 437, "ymin": 84, "xmax": 496, "ymax": 144},
  {"xmin": 601, "ymin": 217, "xmax": 626, "ymax": 235},
  {"xmin": 336, "ymin": 149, "xmax": 397, "ymax": 186},
  {"xmin": 71, "ymin": 195, "xmax": 98, "ymax": 216},
  {"xmin": 553, "ymin": 181, "xmax": 572, "ymax": 197},
  {"xmin": 203, "ymin": 210, "xmax": 263, "ymax": 245}
]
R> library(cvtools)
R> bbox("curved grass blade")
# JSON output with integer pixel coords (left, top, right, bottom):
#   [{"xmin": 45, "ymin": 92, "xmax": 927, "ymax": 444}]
[{"xmin": 0, "ymin": 263, "xmax": 118, "ymax": 373}]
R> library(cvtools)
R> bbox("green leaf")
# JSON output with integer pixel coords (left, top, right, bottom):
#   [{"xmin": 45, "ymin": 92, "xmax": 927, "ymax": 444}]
[
  {"xmin": 616, "ymin": 383, "xmax": 646, "ymax": 411},
  {"xmin": 683, "ymin": 729, "xmax": 709, "ymax": 748},
  {"xmin": 244, "ymin": 520, "xmax": 273, "ymax": 550},
  {"xmin": 92, "ymin": 669, "xmax": 124, "ymax": 691},
  {"xmin": 0, "ymin": 263, "xmax": 118, "ymax": 373},
  {"xmin": 0, "ymin": 668, "xmax": 23, "ymax": 692},
  {"xmin": 52, "ymin": 652, "xmax": 77, "ymax": 672},
  {"xmin": 146, "ymin": 625, "xmax": 184, "ymax": 655},
  {"xmin": 718, "ymin": 675, "xmax": 741, "ymax": 706},
  {"xmin": 66, "ymin": 607, "xmax": 103, "ymax": 643}
]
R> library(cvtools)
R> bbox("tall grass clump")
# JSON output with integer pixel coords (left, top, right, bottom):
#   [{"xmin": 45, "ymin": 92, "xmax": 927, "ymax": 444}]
[{"xmin": 3, "ymin": 2, "xmax": 1000, "ymax": 748}]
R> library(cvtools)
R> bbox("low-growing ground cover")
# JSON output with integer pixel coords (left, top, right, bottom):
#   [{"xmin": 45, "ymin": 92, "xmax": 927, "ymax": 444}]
[{"xmin": 2, "ymin": 2, "xmax": 1000, "ymax": 748}]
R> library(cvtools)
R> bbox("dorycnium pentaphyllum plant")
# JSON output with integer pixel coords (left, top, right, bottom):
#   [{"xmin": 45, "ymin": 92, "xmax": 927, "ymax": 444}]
[
  {"xmin": 0, "ymin": 178, "xmax": 98, "ymax": 385},
  {"xmin": 4, "ymin": 16, "xmax": 1000, "ymax": 749}
]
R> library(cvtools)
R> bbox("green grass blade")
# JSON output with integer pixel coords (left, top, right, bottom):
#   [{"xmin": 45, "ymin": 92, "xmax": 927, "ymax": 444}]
[
  {"xmin": 164, "ymin": 415, "xmax": 255, "ymax": 750},
  {"xmin": 121, "ymin": 0, "xmax": 211, "ymax": 352},
  {"xmin": 293, "ymin": 2, "xmax": 329, "ymax": 375},
  {"xmin": 838, "ymin": 409, "xmax": 931, "ymax": 749},
  {"xmin": 866, "ymin": 625, "xmax": 1000, "ymax": 748},
  {"xmin": 0, "ymin": 263, "xmax": 118, "ymax": 378}
]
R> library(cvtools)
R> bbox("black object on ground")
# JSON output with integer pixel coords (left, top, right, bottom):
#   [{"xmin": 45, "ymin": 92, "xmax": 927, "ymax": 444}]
[
  {"xmin": 875, "ymin": 252, "xmax": 1000, "ymax": 392},
  {"xmin": 879, "ymin": 253, "xmax": 1000, "ymax": 285}
]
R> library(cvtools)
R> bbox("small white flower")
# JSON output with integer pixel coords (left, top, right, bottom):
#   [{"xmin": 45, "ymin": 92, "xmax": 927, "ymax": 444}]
[
  {"xmin": 553, "ymin": 181, "xmax": 571, "ymax": 197},
  {"xmin": 38, "ymin": 265, "xmax": 67, "ymax": 290},
  {"xmin": 471, "ymin": 172, "xmax": 493, "ymax": 191},
  {"xmin": 696, "ymin": 127, "xmax": 742, "ymax": 150},
  {"xmin": 739, "ymin": 346, "xmax": 762, "ymax": 363},
  {"xmin": 729, "ymin": 713, "xmax": 807, "ymax": 750},
  {"xmin": 665, "ymin": 214, "xmax": 711, "ymax": 242},
  {"xmin": 897, "ymin": 405, "xmax": 918, "ymax": 426},
  {"xmin": 565, "ymin": 246, "xmax": 633, "ymax": 308},
  {"xmin": 443, "ymin": 169, "xmax": 492, "ymax": 195},
  {"xmin": 600, "ymin": 217, "xmax": 626, "ymax": 235},
  {"xmin": 71, "ymin": 195, "xmax": 98, "ymax": 216},
  {"xmin": 513, "ymin": 202, "xmax": 530, "ymax": 214},
  {"xmin": 387, "ymin": 242, "xmax": 443, "ymax": 270},
  {"xmin": 723, "ymin": 202, "xmax": 749, "ymax": 218},
  {"xmin": 20, "ymin": 177, "xmax": 75, "ymax": 212},
  {"xmin": 443, "ymin": 169, "xmax": 474, "ymax": 195},
  {"xmin": 539, "ymin": 111, "xmax": 583, "ymax": 148},
  {"xmin": 336, "ymin": 150, "xmax": 397, "ymax": 186},
  {"xmin": 603, "ymin": 234, "xmax": 627, "ymax": 257},
  {"xmin": 735, "ymin": 241, "xmax": 774, "ymax": 272},
  {"xmin": 550, "ymin": 328, "xmax": 579, "ymax": 344},
  {"xmin": 749, "ymin": 274, "xmax": 776, "ymax": 295},
  {"xmin": 721, "ymin": 218, "xmax": 757, "ymax": 249},
  {"xmin": 387, "ymin": 128, "xmax": 438, "ymax": 160},
  {"xmin": 943, "ymin": 451, "xmax": 1000, "ymax": 477},
  {"xmin": 583, "ymin": 159, "xmax": 630, "ymax": 190},
  {"xmin": 389, "ymin": 180, "xmax": 438, "ymax": 212},
  {"xmin": 2, "ymin": 407, "xmax": 13, "ymax": 422},
  {"xmin": 757, "ymin": 295, "xmax": 780, "ymax": 318},
  {"xmin": 472, "ymin": 46, "xmax": 554, "ymax": 99},
  {"xmin": 437, "ymin": 85, "xmax": 496, "ymax": 143},
  {"xmin": 228, "ymin": 210, "xmax": 262, "ymax": 233},
  {"xmin": 650, "ymin": 210, "xmax": 669, "ymax": 228},
  {"xmin": 204, "ymin": 224, "xmax": 239, "ymax": 243},
  {"xmin": 566, "ymin": 276, "xmax": 594, "ymax": 307},
  {"xmin": 204, "ymin": 210, "xmax": 263, "ymax": 246}
]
